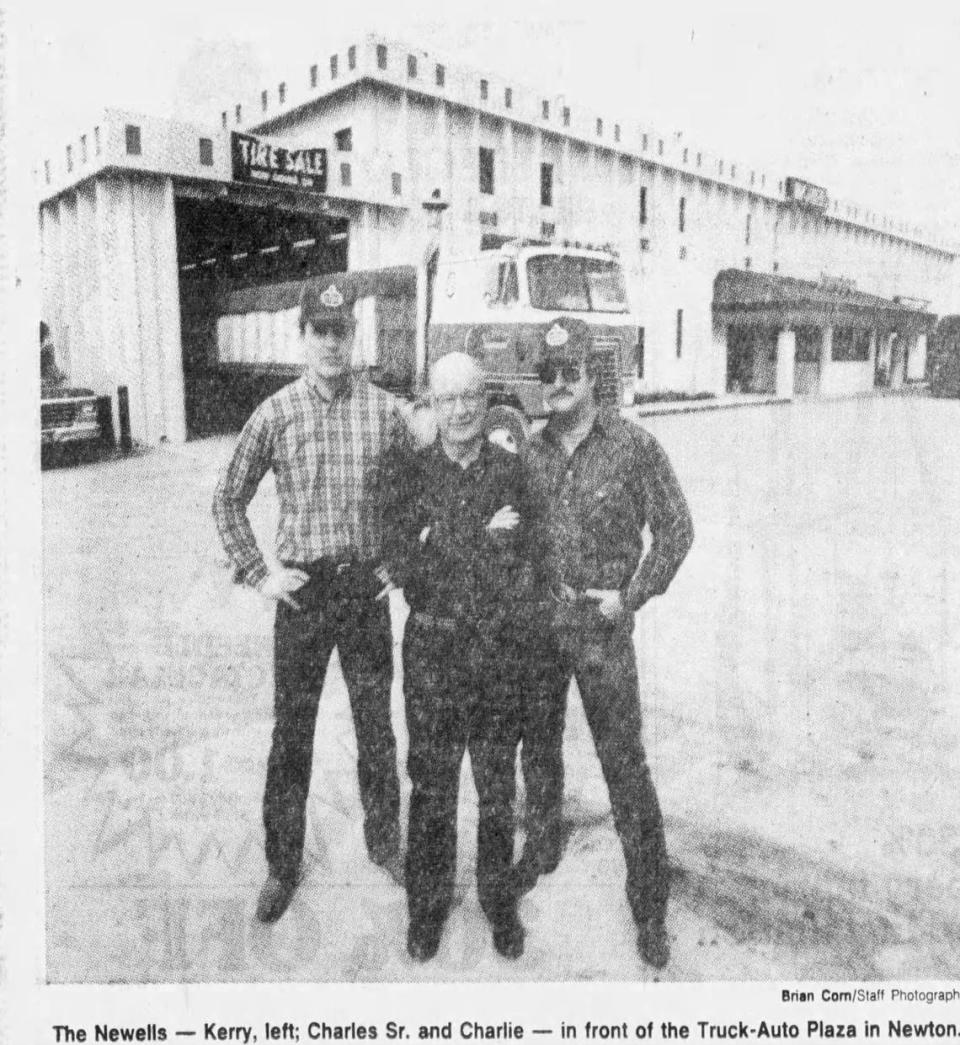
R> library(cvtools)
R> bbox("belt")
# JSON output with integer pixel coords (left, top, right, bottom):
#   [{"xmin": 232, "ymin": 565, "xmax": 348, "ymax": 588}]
[
  {"xmin": 411, "ymin": 611, "xmax": 458, "ymax": 631},
  {"xmin": 288, "ymin": 554, "xmax": 362, "ymax": 576}
]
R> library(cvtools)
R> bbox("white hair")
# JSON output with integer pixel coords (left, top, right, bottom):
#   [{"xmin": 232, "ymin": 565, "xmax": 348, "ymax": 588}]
[{"xmin": 429, "ymin": 352, "xmax": 485, "ymax": 394}]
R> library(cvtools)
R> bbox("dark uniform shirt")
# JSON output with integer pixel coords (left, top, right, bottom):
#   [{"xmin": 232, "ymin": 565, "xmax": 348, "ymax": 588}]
[
  {"xmin": 379, "ymin": 439, "xmax": 549, "ymax": 624},
  {"xmin": 523, "ymin": 406, "xmax": 694, "ymax": 611}
]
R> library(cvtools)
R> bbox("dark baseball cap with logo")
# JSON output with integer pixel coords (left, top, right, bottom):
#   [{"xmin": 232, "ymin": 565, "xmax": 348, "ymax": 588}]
[
  {"xmin": 537, "ymin": 315, "xmax": 592, "ymax": 361},
  {"xmin": 299, "ymin": 278, "xmax": 357, "ymax": 332}
]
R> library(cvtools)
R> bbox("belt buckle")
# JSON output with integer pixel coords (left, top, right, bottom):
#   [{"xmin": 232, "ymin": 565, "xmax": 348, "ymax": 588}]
[{"xmin": 335, "ymin": 561, "xmax": 352, "ymax": 575}]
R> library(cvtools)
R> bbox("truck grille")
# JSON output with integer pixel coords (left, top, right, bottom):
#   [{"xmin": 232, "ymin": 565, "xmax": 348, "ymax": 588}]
[
  {"xmin": 42, "ymin": 402, "xmax": 78, "ymax": 429},
  {"xmin": 591, "ymin": 341, "xmax": 622, "ymax": 405}
]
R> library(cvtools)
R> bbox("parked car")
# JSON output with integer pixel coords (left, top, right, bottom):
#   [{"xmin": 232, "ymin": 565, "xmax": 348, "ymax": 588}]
[{"xmin": 40, "ymin": 328, "xmax": 108, "ymax": 462}]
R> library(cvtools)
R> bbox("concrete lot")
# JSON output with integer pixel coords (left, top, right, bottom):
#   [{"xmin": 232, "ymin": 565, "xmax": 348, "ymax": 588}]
[{"xmin": 42, "ymin": 394, "xmax": 960, "ymax": 983}]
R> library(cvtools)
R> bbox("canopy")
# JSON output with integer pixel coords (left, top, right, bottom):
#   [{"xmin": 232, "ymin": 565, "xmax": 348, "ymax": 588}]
[{"xmin": 713, "ymin": 269, "xmax": 936, "ymax": 333}]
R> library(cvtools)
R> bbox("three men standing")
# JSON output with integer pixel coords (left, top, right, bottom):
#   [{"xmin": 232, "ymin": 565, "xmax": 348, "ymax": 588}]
[
  {"xmin": 213, "ymin": 280, "xmax": 405, "ymax": 924},
  {"xmin": 518, "ymin": 316, "xmax": 694, "ymax": 970},
  {"xmin": 214, "ymin": 284, "xmax": 693, "ymax": 970}
]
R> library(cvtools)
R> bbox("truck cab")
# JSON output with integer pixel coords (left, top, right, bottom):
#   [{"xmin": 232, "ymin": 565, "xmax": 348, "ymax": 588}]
[{"xmin": 429, "ymin": 240, "xmax": 638, "ymax": 419}]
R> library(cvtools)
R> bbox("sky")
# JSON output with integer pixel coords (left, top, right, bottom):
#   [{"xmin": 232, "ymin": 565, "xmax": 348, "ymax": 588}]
[{"xmin": 11, "ymin": 0, "xmax": 960, "ymax": 243}]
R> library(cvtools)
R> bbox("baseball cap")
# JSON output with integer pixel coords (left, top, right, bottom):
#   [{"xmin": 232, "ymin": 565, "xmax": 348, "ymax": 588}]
[
  {"xmin": 299, "ymin": 278, "xmax": 357, "ymax": 331},
  {"xmin": 537, "ymin": 316, "xmax": 592, "ymax": 360}
]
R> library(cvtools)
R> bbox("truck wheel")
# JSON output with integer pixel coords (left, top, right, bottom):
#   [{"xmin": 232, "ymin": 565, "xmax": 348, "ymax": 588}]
[{"xmin": 484, "ymin": 405, "xmax": 529, "ymax": 454}]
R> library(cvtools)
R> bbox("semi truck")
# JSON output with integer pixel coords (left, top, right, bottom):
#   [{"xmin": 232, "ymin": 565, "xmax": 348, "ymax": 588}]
[{"xmin": 214, "ymin": 239, "xmax": 641, "ymax": 446}]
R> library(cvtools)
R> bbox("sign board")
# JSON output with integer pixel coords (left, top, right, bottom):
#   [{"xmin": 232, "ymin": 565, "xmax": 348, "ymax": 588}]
[
  {"xmin": 231, "ymin": 132, "xmax": 327, "ymax": 192},
  {"xmin": 785, "ymin": 176, "xmax": 829, "ymax": 211}
]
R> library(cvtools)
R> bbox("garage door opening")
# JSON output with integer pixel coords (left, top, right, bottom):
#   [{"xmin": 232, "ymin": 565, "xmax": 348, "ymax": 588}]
[{"xmin": 176, "ymin": 196, "xmax": 348, "ymax": 438}]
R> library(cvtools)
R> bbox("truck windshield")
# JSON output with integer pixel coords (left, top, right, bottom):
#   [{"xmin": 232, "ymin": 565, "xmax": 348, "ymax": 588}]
[{"xmin": 526, "ymin": 255, "xmax": 628, "ymax": 313}]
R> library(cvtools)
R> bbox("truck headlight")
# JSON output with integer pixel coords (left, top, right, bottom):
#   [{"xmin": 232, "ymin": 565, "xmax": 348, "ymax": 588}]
[{"xmin": 78, "ymin": 403, "xmax": 98, "ymax": 422}]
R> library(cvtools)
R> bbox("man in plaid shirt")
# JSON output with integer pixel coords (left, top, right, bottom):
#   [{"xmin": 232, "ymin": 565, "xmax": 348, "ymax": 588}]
[
  {"xmin": 213, "ymin": 278, "xmax": 406, "ymax": 923},
  {"xmin": 517, "ymin": 315, "xmax": 694, "ymax": 970}
]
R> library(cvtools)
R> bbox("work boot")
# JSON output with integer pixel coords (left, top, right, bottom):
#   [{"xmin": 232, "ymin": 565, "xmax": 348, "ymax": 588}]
[
  {"xmin": 407, "ymin": 919, "xmax": 443, "ymax": 963},
  {"xmin": 636, "ymin": 918, "xmax": 670, "ymax": 970},
  {"xmin": 255, "ymin": 873, "xmax": 300, "ymax": 924},
  {"xmin": 492, "ymin": 910, "xmax": 525, "ymax": 959}
]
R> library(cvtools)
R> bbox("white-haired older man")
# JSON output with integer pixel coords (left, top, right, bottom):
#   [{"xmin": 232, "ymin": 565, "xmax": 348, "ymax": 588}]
[{"xmin": 378, "ymin": 353, "xmax": 550, "ymax": 963}]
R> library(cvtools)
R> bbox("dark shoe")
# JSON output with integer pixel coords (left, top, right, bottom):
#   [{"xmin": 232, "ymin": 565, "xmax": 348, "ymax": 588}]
[
  {"xmin": 370, "ymin": 848, "xmax": 405, "ymax": 887},
  {"xmin": 492, "ymin": 911, "xmax": 525, "ymax": 959},
  {"xmin": 637, "ymin": 918, "xmax": 670, "ymax": 970},
  {"xmin": 509, "ymin": 853, "xmax": 542, "ymax": 898},
  {"xmin": 407, "ymin": 920, "xmax": 443, "ymax": 963},
  {"xmin": 255, "ymin": 873, "xmax": 299, "ymax": 924}
]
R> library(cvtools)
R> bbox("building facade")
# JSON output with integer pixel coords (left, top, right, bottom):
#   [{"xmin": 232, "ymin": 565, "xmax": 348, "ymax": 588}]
[{"xmin": 37, "ymin": 34, "xmax": 959, "ymax": 444}]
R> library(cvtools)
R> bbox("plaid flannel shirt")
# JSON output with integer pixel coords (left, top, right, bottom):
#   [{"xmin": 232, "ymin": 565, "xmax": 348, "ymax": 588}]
[
  {"xmin": 522, "ymin": 407, "xmax": 694, "ymax": 611},
  {"xmin": 213, "ymin": 371, "xmax": 406, "ymax": 588}
]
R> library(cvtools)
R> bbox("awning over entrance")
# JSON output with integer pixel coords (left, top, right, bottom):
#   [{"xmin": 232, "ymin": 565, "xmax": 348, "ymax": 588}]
[{"xmin": 713, "ymin": 269, "xmax": 936, "ymax": 334}]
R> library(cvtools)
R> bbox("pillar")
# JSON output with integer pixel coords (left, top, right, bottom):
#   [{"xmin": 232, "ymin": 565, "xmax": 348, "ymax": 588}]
[{"xmin": 775, "ymin": 329, "xmax": 795, "ymax": 398}]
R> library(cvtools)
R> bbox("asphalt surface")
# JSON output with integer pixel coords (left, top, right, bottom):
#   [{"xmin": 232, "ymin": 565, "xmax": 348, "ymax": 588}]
[{"xmin": 42, "ymin": 394, "xmax": 960, "ymax": 982}]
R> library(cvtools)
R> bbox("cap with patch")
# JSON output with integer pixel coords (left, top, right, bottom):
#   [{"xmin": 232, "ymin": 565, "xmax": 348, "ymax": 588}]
[
  {"xmin": 538, "ymin": 315, "xmax": 592, "ymax": 359},
  {"xmin": 299, "ymin": 278, "xmax": 357, "ymax": 330}
]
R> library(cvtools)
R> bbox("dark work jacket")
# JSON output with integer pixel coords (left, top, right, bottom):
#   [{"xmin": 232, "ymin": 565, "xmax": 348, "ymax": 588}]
[{"xmin": 378, "ymin": 438, "xmax": 550, "ymax": 626}]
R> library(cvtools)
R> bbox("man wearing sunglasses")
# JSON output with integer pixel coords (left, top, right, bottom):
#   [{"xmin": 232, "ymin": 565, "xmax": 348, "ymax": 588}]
[
  {"xmin": 518, "ymin": 315, "xmax": 694, "ymax": 970},
  {"xmin": 378, "ymin": 352, "xmax": 549, "ymax": 964}
]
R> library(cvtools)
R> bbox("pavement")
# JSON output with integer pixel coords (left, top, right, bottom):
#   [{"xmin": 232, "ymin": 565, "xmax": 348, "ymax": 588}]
[{"xmin": 41, "ymin": 394, "xmax": 960, "ymax": 983}]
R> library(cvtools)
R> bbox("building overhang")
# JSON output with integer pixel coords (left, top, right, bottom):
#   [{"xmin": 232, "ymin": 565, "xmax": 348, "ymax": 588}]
[{"xmin": 713, "ymin": 269, "xmax": 937, "ymax": 334}]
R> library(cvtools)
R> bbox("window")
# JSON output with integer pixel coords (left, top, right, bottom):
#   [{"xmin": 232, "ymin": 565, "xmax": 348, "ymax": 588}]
[
  {"xmin": 80, "ymin": 135, "xmax": 87, "ymax": 163},
  {"xmin": 696, "ymin": 152, "xmax": 702, "ymax": 168},
  {"xmin": 542, "ymin": 100, "xmax": 550, "ymax": 120},
  {"xmin": 731, "ymin": 164, "xmax": 736, "ymax": 178},
  {"xmin": 639, "ymin": 186, "xmax": 647, "ymax": 225},
  {"xmin": 541, "ymin": 220, "xmax": 556, "ymax": 238},
  {"xmin": 480, "ymin": 79, "xmax": 489, "ymax": 100},
  {"xmin": 125, "ymin": 124, "xmax": 142, "ymax": 155},
  {"xmin": 482, "ymin": 260, "xmax": 519, "ymax": 306},
  {"xmin": 614, "ymin": 124, "xmax": 621, "ymax": 143},
  {"xmin": 340, "ymin": 162, "xmax": 351, "ymax": 187},
  {"xmin": 657, "ymin": 139, "xmax": 663, "ymax": 155},
  {"xmin": 234, "ymin": 104, "xmax": 242, "ymax": 125},
  {"xmin": 504, "ymin": 87, "xmax": 512, "ymax": 109},
  {"xmin": 563, "ymin": 106, "xmax": 570, "ymax": 127},
  {"xmin": 392, "ymin": 172, "xmax": 402, "ymax": 196},
  {"xmin": 435, "ymin": 64, "xmax": 445, "ymax": 86},
  {"xmin": 66, "ymin": 145, "xmax": 73, "ymax": 172},
  {"xmin": 335, "ymin": 128, "xmax": 352, "ymax": 152},
  {"xmin": 44, "ymin": 160, "xmax": 51, "ymax": 185},
  {"xmin": 832, "ymin": 327, "xmax": 871, "ymax": 362},
  {"xmin": 278, "ymin": 82, "xmax": 286, "ymax": 104},
  {"xmin": 596, "ymin": 118, "xmax": 603, "ymax": 137},
  {"xmin": 330, "ymin": 55, "xmax": 339, "ymax": 79},
  {"xmin": 261, "ymin": 90, "xmax": 268, "ymax": 112},
  {"xmin": 407, "ymin": 54, "xmax": 417, "ymax": 78},
  {"xmin": 745, "ymin": 213, "xmax": 752, "ymax": 245},
  {"xmin": 479, "ymin": 146, "xmax": 495, "ymax": 195},
  {"xmin": 94, "ymin": 126, "xmax": 100, "ymax": 154},
  {"xmin": 199, "ymin": 138, "xmax": 213, "ymax": 166},
  {"xmin": 718, "ymin": 160, "xmax": 724, "ymax": 176},
  {"xmin": 750, "ymin": 170, "xmax": 755, "ymax": 186},
  {"xmin": 642, "ymin": 133, "xmax": 648, "ymax": 151},
  {"xmin": 527, "ymin": 255, "xmax": 628, "ymax": 313},
  {"xmin": 683, "ymin": 147, "xmax": 689, "ymax": 164},
  {"xmin": 221, "ymin": 111, "xmax": 227, "ymax": 129},
  {"xmin": 676, "ymin": 309, "xmax": 683, "ymax": 358},
  {"xmin": 540, "ymin": 162, "xmax": 553, "ymax": 207},
  {"xmin": 376, "ymin": 45, "xmax": 387, "ymax": 69},
  {"xmin": 310, "ymin": 64, "xmax": 318, "ymax": 87},
  {"xmin": 348, "ymin": 46, "xmax": 357, "ymax": 70},
  {"xmin": 635, "ymin": 327, "xmax": 645, "ymax": 378},
  {"xmin": 679, "ymin": 196, "xmax": 686, "ymax": 233}
]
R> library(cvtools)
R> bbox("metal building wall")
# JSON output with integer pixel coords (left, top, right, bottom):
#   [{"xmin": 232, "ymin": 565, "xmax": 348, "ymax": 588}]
[{"xmin": 40, "ymin": 173, "xmax": 187, "ymax": 445}]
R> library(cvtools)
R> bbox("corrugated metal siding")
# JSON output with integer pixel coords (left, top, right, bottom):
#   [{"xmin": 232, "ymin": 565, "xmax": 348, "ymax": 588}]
[{"xmin": 40, "ymin": 173, "xmax": 186, "ymax": 444}]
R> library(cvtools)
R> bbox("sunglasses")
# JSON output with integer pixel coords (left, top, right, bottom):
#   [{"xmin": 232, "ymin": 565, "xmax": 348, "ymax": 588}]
[{"xmin": 537, "ymin": 361, "xmax": 585, "ymax": 385}]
